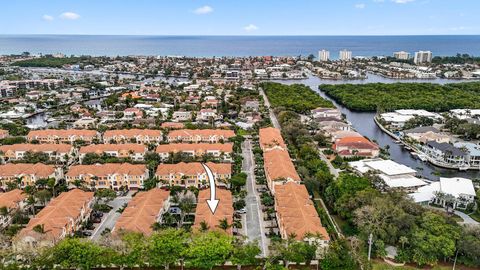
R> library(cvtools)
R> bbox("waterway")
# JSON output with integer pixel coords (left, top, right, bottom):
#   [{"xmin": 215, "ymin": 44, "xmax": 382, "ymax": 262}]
[{"xmin": 279, "ymin": 73, "xmax": 480, "ymax": 181}]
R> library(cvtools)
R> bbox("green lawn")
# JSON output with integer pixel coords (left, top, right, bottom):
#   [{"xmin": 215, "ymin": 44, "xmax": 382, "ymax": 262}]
[{"xmin": 372, "ymin": 261, "xmax": 451, "ymax": 270}]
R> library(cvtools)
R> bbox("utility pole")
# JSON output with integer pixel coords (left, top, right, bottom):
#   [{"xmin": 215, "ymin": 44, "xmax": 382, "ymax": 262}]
[
  {"xmin": 367, "ymin": 233, "xmax": 373, "ymax": 261},
  {"xmin": 453, "ymin": 248, "xmax": 459, "ymax": 270}
]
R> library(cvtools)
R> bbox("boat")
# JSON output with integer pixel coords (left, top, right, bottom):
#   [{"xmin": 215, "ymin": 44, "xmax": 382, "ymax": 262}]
[
  {"xmin": 417, "ymin": 154, "xmax": 428, "ymax": 162},
  {"xmin": 459, "ymin": 165, "xmax": 470, "ymax": 171}
]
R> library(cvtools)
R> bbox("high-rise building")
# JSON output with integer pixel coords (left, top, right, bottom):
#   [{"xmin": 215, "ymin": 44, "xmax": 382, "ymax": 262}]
[
  {"xmin": 393, "ymin": 51, "xmax": 411, "ymax": 60},
  {"xmin": 414, "ymin": 51, "xmax": 433, "ymax": 64},
  {"xmin": 318, "ymin": 50, "xmax": 330, "ymax": 62},
  {"xmin": 339, "ymin": 49, "xmax": 352, "ymax": 61}
]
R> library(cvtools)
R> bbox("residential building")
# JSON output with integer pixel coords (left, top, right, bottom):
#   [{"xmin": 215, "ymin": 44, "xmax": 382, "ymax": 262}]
[
  {"xmin": 113, "ymin": 188, "xmax": 170, "ymax": 235},
  {"xmin": 333, "ymin": 137, "xmax": 380, "ymax": 157},
  {"xmin": 155, "ymin": 162, "xmax": 231, "ymax": 188},
  {"xmin": 156, "ymin": 143, "xmax": 233, "ymax": 162},
  {"xmin": 0, "ymin": 163, "xmax": 61, "ymax": 189},
  {"xmin": 414, "ymin": 51, "xmax": 433, "ymax": 65},
  {"xmin": 0, "ymin": 144, "xmax": 73, "ymax": 162},
  {"xmin": 193, "ymin": 189, "xmax": 233, "ymax": 234},
  {"xmin": 161, "ymin": 122, "xmax": 185, "ymax": 129},
  {"xmin": 311, "ymin": 107, "xmax": 342, "ymax": 120},
  {"xmin": 14, "ymin": 189, "xmax": 94, "ymax": 249},
  {"xmin": 103, "ymin": 129, "xmax": 163, "ymax": 144},
  {"xmin": 380, "ymin": 110, "xmax": 441, "ymax": 130},
  {"xmin": 172, "ymin": 111, "xmax": 193, "ymax": 122},
  {"xmin": 393, "ymin": 51, "xmax": 411, "ymax": 60},
  {"xmin": 403, "ymin": 126, "xmax": 451, "ymax": 144},
  {"xmin": 264, "ymin": 149, "xmax": 301, "ymax": 192},
  {"xmin": 318, "ymin": 50, "xmax": 330, "ymax": 62},
  {"xmin": 79, "ymin": 144, "xmax": 147, "ymax": 163},
  {"xmin": 73, "ymin": 118, "xmax": 97, "ymax": 129},
  {"xmin": 0, "ymin": 129, "xmax": 9, "ymax": 139},
  {"xmin": 409, "ymin": 177, "xmax": 476, "ymax": 210},
  {"xmin": 244, "ymin": 100, "xmax": 260, "ymax": 111},
  {"xmin": 339, "ymin": 49, "xmax": 352, "ymax": 61},
  {"xmin": 196, "ymin": 109, "xmax": 218, "ymax": 122},
  {"xmin": 453, "ymin": 142, "xmax": 480, "ymax": 169},
  {"xmin": 349, "ymin": 159, "xmax": 427, "ymax": 192},
  {"xmin": 27, "ymin": 129, "xmax": 99, "ymax": 144},
  {"xmin": 0, "ymin": 189, "xmax": 27, "ymax": 228},
  {"xmin": 167, "ymin": 129, "xmax": 235, "ymax": 143},
  {"xmin": 124, "ymin": 108, "xmax": 143, "ymax": 119},
  {"xmin": 421, "ymin": 141, "xmax": 467, "ymax": 167},
  {"xmin": 275, "ymin": 183, "xmax": 330, "ymax": 255},
  {"xmin": 65, "ymin": 163, "xmax": 149, "ymax": 190},
  {"xmin": 259, "ymin": 127, "xmax": 286, "ymax": 151}
]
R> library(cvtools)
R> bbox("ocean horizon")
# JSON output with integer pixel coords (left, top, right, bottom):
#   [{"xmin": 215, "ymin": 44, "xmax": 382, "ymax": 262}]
[{"xmin": 1, "ymin": 34, "xmax": 480, "ymax": 58}]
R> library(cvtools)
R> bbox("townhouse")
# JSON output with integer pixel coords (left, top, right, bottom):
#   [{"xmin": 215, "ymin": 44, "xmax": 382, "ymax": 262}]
[
  {"xmin": 160, "ymin": 122, "xmax": 185, "ymax": 130},
  {"xmin": 156, "ymin": 143, "xmax": 233, "ymax": 162},
  {"xmin": 263, "ymin": 149, "xmax": 301, "ymax": 192},
  {"xmin": 167, "ymin": 129, "xmax": 235, "ymax": 143},
  {"xmin": 259, "ymin": 127, "xmax": 287, "ymax": 151},
  {"xmin": 155, "ymin": 162, "xmax": 232, "ymax": 188},
  {"xmin": 333, "ymin": 136, "xmax": 380, "ymax": 158},
  {"xmin": 0, "ymin": 143, "xmax": 74, "ymax": 162},
  {"xmin": 275, "ymin": 183, "xmax": 330, "ymax": 254},
  {"xmin": 79, "ymin": 144, "xmax": 147, "ymax": 163},
  {"xmin": 27, "ymin": 129, "xmax": 99, "ymax": 144},
  {"xmin": 193, "ymin": 188, "xmax": 233, "ymax": 234},
  {"xmin": 0, "ymin": 189, "xmax": 27, "ymax": 228},
  {"xmin": 0, "ymin": 163, "xmax": 62, "ymax": 189},
  {"xmin": 113, "ymin": 188, "xmax": 170, "ymax": 235},
  {"xmin": 65, "ymin": 163, "xmax": 149, "ymax": 190},
  {"xmin": 103, "ymin": 129, "xmax": 163, "ymax": 144},
  {"xmin": 14, "ymin": 189, "xmax": 94, "ymax": 249}
]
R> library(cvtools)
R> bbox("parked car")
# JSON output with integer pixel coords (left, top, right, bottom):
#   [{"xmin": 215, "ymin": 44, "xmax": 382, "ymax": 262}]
[
  {"xmin": 82, "ymin": 231, "xmax": 93, "ymax": 237},
  {"xmin": 236, "ymin": 208, "xmax": 247, "ymax": 214}
]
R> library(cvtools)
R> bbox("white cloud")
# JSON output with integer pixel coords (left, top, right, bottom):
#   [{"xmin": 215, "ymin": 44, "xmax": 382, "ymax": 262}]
[
  {"xmin": 193, "ymin": 5, "xmax": 213, "ymax": 15},
  {"xmin": 42, "ymin": 15, "xmax": 54, "ymax": 21},
  {"xmin": 355, "ymin": 3, "xmax": 366, "ymax": 9},
  {"xmin": 373, "ymin": 0, "xmax": 385, "ymax": 2},
  {"xmin": 243, "ymin": 24, "xmax": 259, "ymax": 32},
  {"xmin": 60, "ymin": 12, "xmax": 81, "ymax": 20},
  {"xmin": 392, "ymin": 0, "xmax": 415, "ymax": 3}
]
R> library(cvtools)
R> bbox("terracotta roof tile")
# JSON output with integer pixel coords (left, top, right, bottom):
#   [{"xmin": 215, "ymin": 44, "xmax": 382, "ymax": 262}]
[
  {"xmin": 193, "ymin": 189, "xmax": 233, "ymax": 234},
  {"xmin": 0, "ymin": 189, "xmax": 26, "ymax": 209},
  {"xmin": 66, "ymin": 163, "xmax": 147, "ymax": 177}
]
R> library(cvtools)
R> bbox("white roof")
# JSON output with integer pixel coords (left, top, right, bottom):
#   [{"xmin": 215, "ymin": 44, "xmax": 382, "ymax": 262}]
[
  {"xmin": 380, "ymin": 113, "xmax": 413, "ymax": 123},
  {"xmin": 409, "ymin": 182, "xmax": 440, "ymax": 203},
  {"xmin": 379, "ymin": 175, "xmax": 427, "ymax": 188},
  {"xmin": 439, "ymin": 177, "xmax": 476, "ymax": 198},
  {"xmin": 349, "ymin": 159, "xmax": 417, "ymax": 176}
]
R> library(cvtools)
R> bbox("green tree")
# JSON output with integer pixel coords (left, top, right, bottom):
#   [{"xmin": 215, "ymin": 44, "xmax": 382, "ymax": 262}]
[
  {"xmin": 184, "ymin": 231, "xmax": 233, "ymax": 270},
  {"xmin": 147, "ymin": 228, "xmax": 188, "ymax": 269},
  {"xmin": 230, "ymin": 240, "xmax": 261, "ymax": 270}
]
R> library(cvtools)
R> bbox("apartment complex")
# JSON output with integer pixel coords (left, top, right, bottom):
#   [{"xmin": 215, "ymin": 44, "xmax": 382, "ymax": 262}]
[
  {"xmin": 79, "ymin": 143, "xmax": 147, "ymax": 162},
  {"xmin": 339, "ymin": 49, "xmax": 352, "ymax": 61},
  {"xmin": 103, "ymin": 129, "xmax": 163, "ymax": 144},
  {"xmin": 0, "ymin": 163, "xmax": 61, "ymax": 189},
  {"xmin": 65, "ymin": 163, "xmax": 149, "ymax": 190},
  {"xmin": 167, "ymin": 129, "xmax": 235, "ymax": 143},
  {"xmin": 14, "ymin": 189, "xmax": 94, "ymax": 249},
  {"xmin": 0, "ymin": 143, "xmax": 73, "ymax": 162},
  {"xmin": 414, "ymin": 51, "xmax": 433, "ymax": 64},
  {"xmin": 27, "ymin": 129, "xmax": 99, "ymax": 144},
  {"xmin": 155, "ymin": 162, "xmax": 232, "ymax": 188},
  {"xmin": 113, "ymin": 188, "xmax": 170, "ymax": 235},
  {"xmin": 0, "ymin": 189, "xmax": 27, "ymax": 228},
  {"xmin": 259, "ymin": 127, "xmax": 286, "ymax": 151},
  {"xmin": 193, "ymin": 188, "xmax": 233, "ymax": 234},
  {"xmin": 318, "ymin": 50, "xmax": 330, "ymax": 62},
  {"xmin": 393, "ymin": 51, "xmax": 411, "ymax": 60},
  {"xmin": 156, "ymin": 143, "xmax": 233, "ymax": 162}
]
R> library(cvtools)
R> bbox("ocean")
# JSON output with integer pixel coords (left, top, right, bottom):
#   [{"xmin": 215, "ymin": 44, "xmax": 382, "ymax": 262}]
[{"xmin": 1, "ymin": 35, "xmax": 480, "ymax": 58}]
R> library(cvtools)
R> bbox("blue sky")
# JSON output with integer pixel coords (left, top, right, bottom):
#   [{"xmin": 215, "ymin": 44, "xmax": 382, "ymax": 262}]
[{"xmin": 2, "ymin": 0, "xmax": 479, "ymax": 35}]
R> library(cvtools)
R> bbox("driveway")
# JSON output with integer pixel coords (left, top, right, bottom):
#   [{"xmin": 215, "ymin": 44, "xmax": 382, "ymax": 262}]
[
  {"xmin": 242, "ymin": 139, "xmax": 268, "ymax": 257},
  {"xmin": 90, "ymin": 192, "xmax": 133, "ymax": 240},
  {"xmin": 259, "ymin": 88, "xmax": 281, "ymax": 129}
]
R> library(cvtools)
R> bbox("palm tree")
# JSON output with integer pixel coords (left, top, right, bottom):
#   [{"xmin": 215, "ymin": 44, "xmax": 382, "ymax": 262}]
[
  {"xmin": 199, "ymin": 221, "xmax": 209, "ymax": 232},
  {"xmin": 178, "ymin": 196, "xmax": 195, "ymax": 228},
  {"xmin": 218, "ymin": 218, "xmax": 231, "ymax": 231},
  {"xmin": 399, "ymin": 236, "xmax": 408, "ymax": 250}
]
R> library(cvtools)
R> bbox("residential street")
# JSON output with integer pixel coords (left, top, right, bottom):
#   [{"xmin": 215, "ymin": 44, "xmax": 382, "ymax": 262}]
[
  {"xmin": 90, "ymin": 192, "xmax": 133, "ymax": 240},
  {"xmin": 241, "ymin": 139, "xmax": 268, "ymax": 257}
]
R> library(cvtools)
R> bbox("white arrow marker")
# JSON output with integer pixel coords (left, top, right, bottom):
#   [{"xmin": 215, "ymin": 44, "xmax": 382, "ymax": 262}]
[{"xmin": 202, "ymin": 163, "xmax": 219, "ymax": 214}]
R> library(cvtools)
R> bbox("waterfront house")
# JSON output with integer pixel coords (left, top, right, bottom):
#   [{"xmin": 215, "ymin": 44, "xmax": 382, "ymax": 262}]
[
  {"xmin": 0, "ymin": 143, "xmax": 73, "ymax": 162},
  {"xmin": 155, "ymin": 162, "xmax": 231, "ymax": 188},
  {"xmin": 349, "ymin": 159, "xmax": 427, "ymax": 192},
  {"xmin": 0, "ymin": 163, "xmax": 62, "ymax": 190},
  {"xmin": 79, "ymin": 144, "xmax": 147, "ymax": 163},
  {"xmin": 167, "ymin": 129, "xmax": 235, "ymax": 143},
  {"xmin": 333, "ymin": 136, "xmax": 380, "ymax": 158},
  {"xmin": 103, "ymin": 129, "xmax": 163, "ymax": 144},
  {"xmin": 311, "ymin": 107, "xmax": 342, "ymax": 120},
  {"xmin": 72, "ymin": 118, "xmax": 97, "ymax": 129},
  {"xmin": 453, "ymin": 142, "xmax": 480, "ymax": 169},
  {"xmin": 113, "ymin": 188, "xmax": 170, "ymax": 236},
  {"xmin": 156, "ymin": 143, "xmax": 233, "ymax": 162},
  {"xmin": 14, "ymin": 189, "xmax": 94, "ymax": 250},
  {"xmin": 0, "ymin": 189, "xmax": 27, "ymax": 228},
  {"xmin": 403, "ymin": 126, "xmax": 451, "ymax": 144},
  {"xmin": 27, "ymin": 129, "xmax": 99, "ymax": 144},
  {"xmin": 275, "ymin": 182, "xmax": 330, "ymax": 257},
  {"xmin": 421, "ymin": 141, "xmax": 467, "ymax": 168},
  {"xmin": 409, "ymin": 177, "xmax": 476, "ymax": 210},
  {"xmin": 65, "ymin": 163, "xmax": 149, "ymax": 190},
  {"xmin": 193, "ymin": 188, "xmax": 233, "ymax": 234}
]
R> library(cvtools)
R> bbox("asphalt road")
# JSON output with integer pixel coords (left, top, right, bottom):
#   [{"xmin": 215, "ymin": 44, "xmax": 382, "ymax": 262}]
[
  {"xmin": 90, "ymin": 192, "xmax": 133, "ymax": 240},
  {"xmin": 242, "ymin": 139, "xmax": 268, "ymax": 257}
]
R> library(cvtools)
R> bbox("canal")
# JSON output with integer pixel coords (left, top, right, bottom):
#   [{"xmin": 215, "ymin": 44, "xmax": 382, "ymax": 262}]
[{"xmin": 279, "ymin": 73, "xmax": 480, "ymax": 181}]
